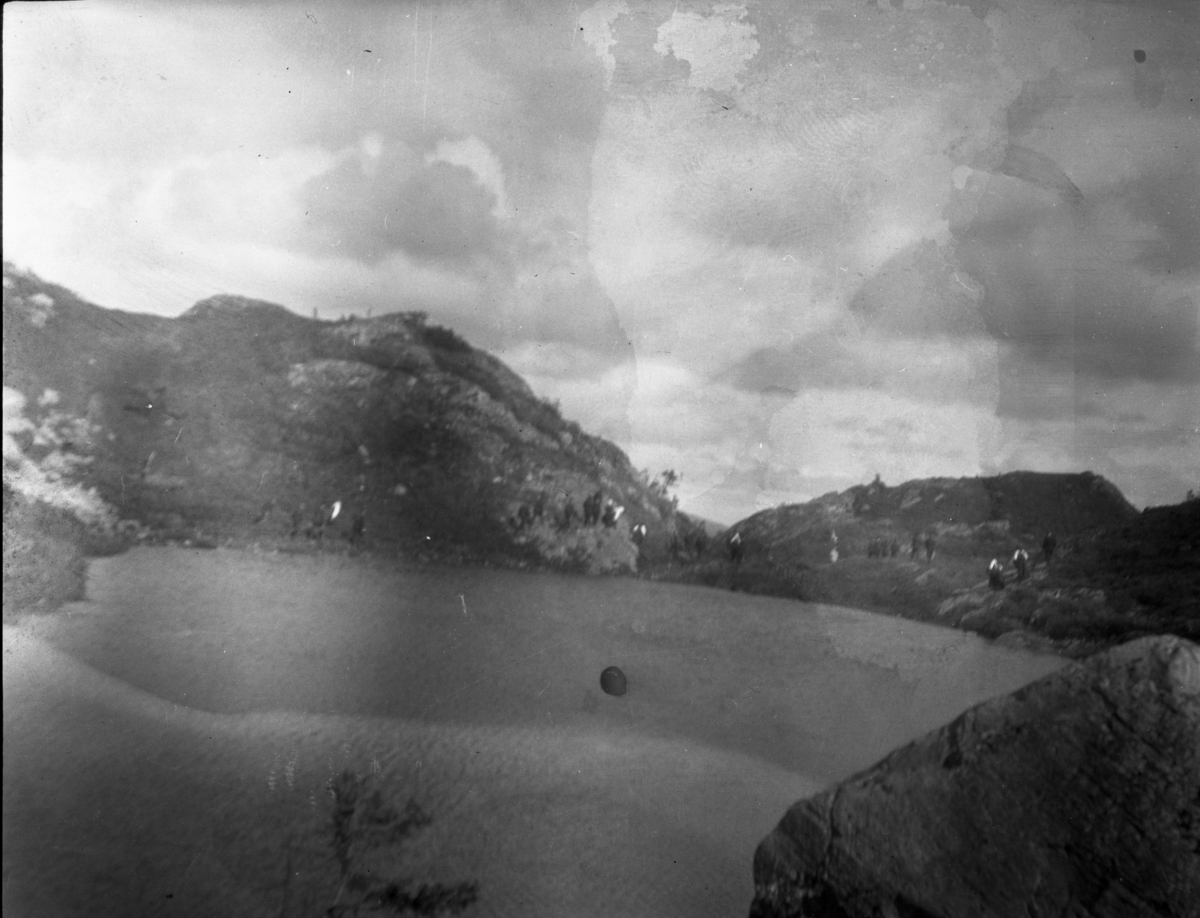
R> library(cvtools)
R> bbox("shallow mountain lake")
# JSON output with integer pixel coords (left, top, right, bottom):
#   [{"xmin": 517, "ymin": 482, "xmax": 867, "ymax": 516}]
[{"xmin": 4, "ymin": 547, "xmax": 1065, "ymax": 917}]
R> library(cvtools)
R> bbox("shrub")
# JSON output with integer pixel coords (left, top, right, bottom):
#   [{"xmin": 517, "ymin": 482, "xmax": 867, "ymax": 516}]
[
  {"xmin": 421, "ymin": 324, "xmax": 472, "ymax": 354},
  {"xmin": 324, "ymin": 770, "xmax": 478, "ymax": 916}
]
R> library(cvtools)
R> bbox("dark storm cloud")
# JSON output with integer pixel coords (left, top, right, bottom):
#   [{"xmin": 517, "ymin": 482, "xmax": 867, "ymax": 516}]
[
  {"xmin": 720, "ymin": 332, "xmax": 864, "ymax": 394},
  {"xmin": 955, "ymin": 167, "xmax": 1199, "ymax": 389},
  {"xmin": 1116, "ymin": 159, "xmax": 1200, "ymax": 273},
  {"xmin": 301, "ymin": 154, "xmax": 507, "ymax": 267},
  {"xmin": 849, "ymin": 240, "xmax": 988, "ymax": 339}
]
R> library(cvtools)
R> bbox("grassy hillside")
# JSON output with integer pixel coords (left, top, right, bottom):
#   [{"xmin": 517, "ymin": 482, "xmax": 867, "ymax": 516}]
[
  {"xmin": 3, "ymin": 264, "xmax": 692, "ymax": 593},
  {"xmin": 674, "ymin": 475, "xmax": 1197, "ymax": 657}
]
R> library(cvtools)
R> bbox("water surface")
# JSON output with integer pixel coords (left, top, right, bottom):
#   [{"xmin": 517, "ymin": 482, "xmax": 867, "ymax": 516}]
[{"xmin": 4, "ymin": 548, "xmax": 1065, "ymax": 917}]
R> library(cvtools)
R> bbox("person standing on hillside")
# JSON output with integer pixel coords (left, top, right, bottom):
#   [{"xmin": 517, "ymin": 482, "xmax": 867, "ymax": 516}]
[
  {"xmin": 729, "ymin": 531, "xmax": 745, "ymax": 564},
  {"xmin": 988, "ymin": 558, "xmax": 1005, "ymax": 590},
  {"xmin": 924, "ymin": 533, "xmax": 936, "ymax": 563},
  {"xmin": 559, "ymin": 498, "xmax": 577, "ymax": 531},
  {"xmin": 601, "ymin": 500, "xmax": 617, "ymax": 528},
  {"xmin": 1042, "ymin": 532, "xmax": 1057, "ymax": 565},
  {"xmin": 1013, "ymin": 547, "xmax": 1029, "ymax": 581},
  {"xmin": 911, "ymin": 532, "xmax": 921, "ymax": 559}
]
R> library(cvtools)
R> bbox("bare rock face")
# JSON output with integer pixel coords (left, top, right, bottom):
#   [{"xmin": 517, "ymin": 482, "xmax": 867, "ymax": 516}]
[{"xmin": 750, "ymin": 636, "xmax": 1200, "ymax": 918}]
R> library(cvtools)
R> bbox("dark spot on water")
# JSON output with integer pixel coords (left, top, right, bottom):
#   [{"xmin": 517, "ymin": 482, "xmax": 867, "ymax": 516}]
[{"xmin": 1134, "ymin": 49, "xmax": 1146, "ymax": 64}]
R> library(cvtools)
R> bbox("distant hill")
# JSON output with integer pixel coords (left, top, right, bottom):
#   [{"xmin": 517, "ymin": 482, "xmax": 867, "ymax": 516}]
[
  {"xmin": 732, "ymin": 471, "xmax": 1138, "ymax": 564},
  {"xmin": 667, "ymin": 473, "xmax": 1196, "ymax": 657},
  {"xmin": 3, "ymin": 264, "xmax": 697, "ymax": 582}
]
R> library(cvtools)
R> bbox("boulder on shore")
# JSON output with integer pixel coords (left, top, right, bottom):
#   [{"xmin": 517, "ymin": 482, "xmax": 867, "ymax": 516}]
[{"xmin": 750, "ymin": 635, "xmax": 1200, "ymax": 918}]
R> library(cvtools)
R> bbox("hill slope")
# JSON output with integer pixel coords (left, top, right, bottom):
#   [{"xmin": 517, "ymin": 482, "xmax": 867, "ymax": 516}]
[
  {"xmin": 678, "ymin": 474, "xmax": 1196, "ymax": 657},
  {"xmin": 3, "ymin": 264, "xmax": 691, "ymax": 577}
]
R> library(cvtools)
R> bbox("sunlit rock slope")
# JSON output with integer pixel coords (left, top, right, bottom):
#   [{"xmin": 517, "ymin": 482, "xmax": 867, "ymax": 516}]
[{"xmin": 750, "ymin": 634, "xmax": 1200, "ymax": 918}]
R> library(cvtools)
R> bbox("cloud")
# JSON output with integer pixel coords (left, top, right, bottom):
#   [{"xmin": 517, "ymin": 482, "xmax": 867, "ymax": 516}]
[
  {"xmin": 1116, "ymin": 158, "xmax": 1200, "ymax": 274},
  {"xmin": 956, "ymin": 172, "xmax": 1200, "ymax": 386},
  {"xmin": 427, "ymin": 136, "xmax": 510, "ymax": 217},
  {"xmin": 723, "ymin": 328, "xmax": 1002, "ymax": 408},
  {"xmin": 849, "ymin": 240, "xmax": 987, "ymax": 339},
  {"xmin": 300, "ymin": 145, "xmax": 509, "ymax": 267},
  {"xmin": 987, "ymin": 376, "xmax": 1200, "ymax": 508},
  {"xmin": 6, "ymin": 0, "xmax": 1200, "ymax": 523}
]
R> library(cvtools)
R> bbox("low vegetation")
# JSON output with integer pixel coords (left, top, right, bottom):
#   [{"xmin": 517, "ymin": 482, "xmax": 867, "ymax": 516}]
[{"xmin": 324, "ymin": 770, "xmax": 478, "ymax": 917}]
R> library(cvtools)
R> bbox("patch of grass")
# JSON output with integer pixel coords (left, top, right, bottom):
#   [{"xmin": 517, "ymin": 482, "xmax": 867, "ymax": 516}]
[{"xmin": 324, "ymin": 769, "xmax": 478, "ymax": 917}]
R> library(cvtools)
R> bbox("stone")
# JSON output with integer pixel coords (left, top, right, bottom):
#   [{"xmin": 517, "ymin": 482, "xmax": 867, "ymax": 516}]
[
  {"xmin": 749, "ymin": 636, "xmax": 1200, "ymax": 918},
  {"xmin": 600, "ymin": 665, "xmax": 627, "ymax": 697}
]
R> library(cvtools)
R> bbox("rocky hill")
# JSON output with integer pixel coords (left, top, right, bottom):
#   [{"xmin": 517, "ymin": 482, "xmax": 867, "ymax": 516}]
[
  {"xmin": 750, "ymin": 634, "xmax": 1200, "ymax": 917},
  {"xmin": 3, "ymin": 264, "xmax": 695, "ymax": 586},
  {"xmin": 671, "ymin": 473, "xmax": 1197, "ymax": 657}
]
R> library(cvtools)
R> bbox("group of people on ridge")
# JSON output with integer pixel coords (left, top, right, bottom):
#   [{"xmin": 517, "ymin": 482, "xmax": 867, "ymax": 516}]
[
  {"xmin": 988, "ymin": 532, "xmax": 1056, "ymax": 591},
  {"xmin": 511, "ymin": 488, "xmax": 626, "ymax": 533}
]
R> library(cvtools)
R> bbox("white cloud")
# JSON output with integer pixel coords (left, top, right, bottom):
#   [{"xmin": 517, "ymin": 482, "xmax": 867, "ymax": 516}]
[{"xmin": 427, "ymin": 135, "xmax": 510, "ymax": 217}]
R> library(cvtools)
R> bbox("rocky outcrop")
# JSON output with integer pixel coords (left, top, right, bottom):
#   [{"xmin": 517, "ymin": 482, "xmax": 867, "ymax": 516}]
[{"xmin": 750, "ymin": 636, "xmax": 1200, "ymax": 918}]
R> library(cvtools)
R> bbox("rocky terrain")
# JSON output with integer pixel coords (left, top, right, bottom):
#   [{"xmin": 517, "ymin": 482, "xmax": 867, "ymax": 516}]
[
  {"xmin": 750, "ymin": 634, "xmax": 1200, "ymax": 918},
  {"xmin": 3, "ymin": 263, "xmax": 697, "ymax": 606},
  {"xmin": 686, "ymin": 474, "xmax": 1198, "ymax": 657}
]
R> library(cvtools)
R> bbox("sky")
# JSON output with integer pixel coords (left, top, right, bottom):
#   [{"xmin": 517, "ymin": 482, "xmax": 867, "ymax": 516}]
[{"xmin": 4, "ymin": 0, "xmax": 1198, "ymax": 523}]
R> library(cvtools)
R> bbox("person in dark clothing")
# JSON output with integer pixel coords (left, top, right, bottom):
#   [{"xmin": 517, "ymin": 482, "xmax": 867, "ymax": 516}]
[
  {"xmin": 729, "ymin": 531, "xmax": 745, "ymax": 564},
  {"xmin": 601, "ymin": 501, "xmax": 617, "ymax": 528},
  {"xmin": 988, "ymin": 558, "xmax": 1005, "ymax": 590},
  {"xmin": 1013, "ymin": 548, "xmax": 1029, "ymax": 581},
  {"xmin": 560, "ymin": 499, "xmax": 577, "ymax": 530},
  {"xmin": 911, "ymin": 532, "xmax": 921, "ymax": 559},
  {"xmin": 1042, "ymin": 532, "xmax": 1057, "ymax": 565},
  {"xmin": 583, "ymin": 491, "xmax": 602, "ymax": 526},
  {"xmin": 924, "ymin": 534, "xmax": 936, "ymax": 562}
]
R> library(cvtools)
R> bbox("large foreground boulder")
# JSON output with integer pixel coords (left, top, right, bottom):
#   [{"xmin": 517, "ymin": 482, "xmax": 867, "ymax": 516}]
[{"xmin": 750, "ymin": 635, "xmax": 1200, "ymax": 918}]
